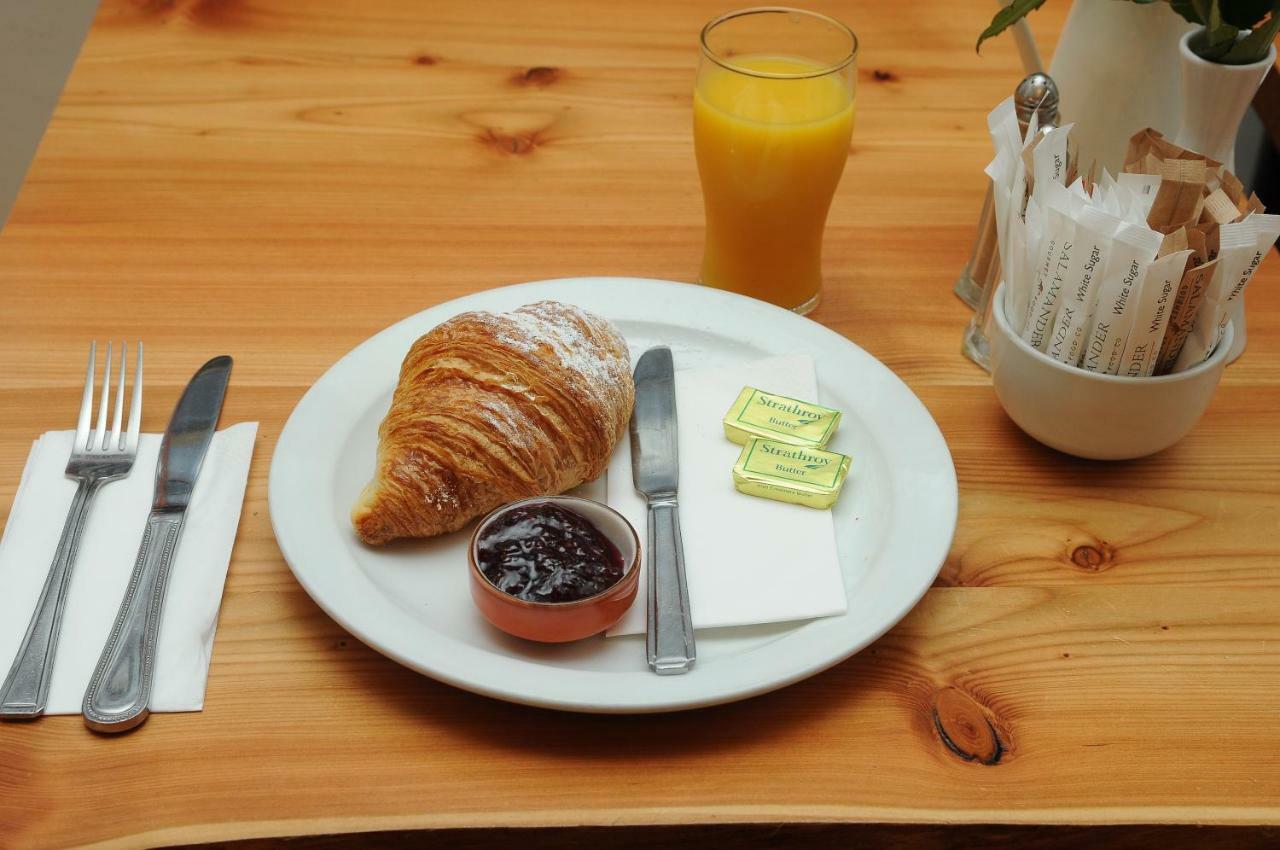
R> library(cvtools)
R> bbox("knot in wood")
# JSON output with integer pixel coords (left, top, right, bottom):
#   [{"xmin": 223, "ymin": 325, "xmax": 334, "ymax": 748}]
[
  {"xmin": 478, "ymin": 128, "xmax": 543, "ymax": 155},
  {"xmin": 518, "ymin": 66, "xmax": 562, "ymax": 87},
  {"xmin": 933, "ymin": 687, "xmax": 1004, "ymax": 765},
  {"xmin": 1070, "ymin": 544, "xmax": 1110, "ymax": 572}
]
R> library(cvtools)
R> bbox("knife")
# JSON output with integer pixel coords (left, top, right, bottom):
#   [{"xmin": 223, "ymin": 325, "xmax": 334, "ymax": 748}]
[
  {"xmin": 82, "ymin": 356, "xmax": 233, "ymax": 732},
  {"xmin": 630, "ymin": 347, "xmax": 695, "ymax": 675}
]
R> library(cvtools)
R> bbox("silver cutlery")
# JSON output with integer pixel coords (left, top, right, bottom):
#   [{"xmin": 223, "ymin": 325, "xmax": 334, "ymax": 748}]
[
  {"xmin": 0, "ymin": 342, "xmax": 143, "ymax": 719},
  {"xmin": 630, "ymin": 346, "xmax": 695, "ymax": 675},
  {"xmin": 82, "ymin": 355, "xmax": 232, "ymax": 733}
]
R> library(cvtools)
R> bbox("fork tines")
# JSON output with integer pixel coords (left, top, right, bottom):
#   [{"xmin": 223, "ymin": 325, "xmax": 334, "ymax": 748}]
[{"xmin": 76, "ymin": 341, "xmax": 143, "ymax": 455}]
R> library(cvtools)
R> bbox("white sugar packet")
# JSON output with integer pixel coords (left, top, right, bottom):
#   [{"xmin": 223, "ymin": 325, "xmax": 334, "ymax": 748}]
[
  {"xmin": 1217, "ymin": 213, "xmax": 1280, "ymax": 365},
  {"xmin": 1119, "ymin": 248, "xmax": 1194, "ymax": 377},
  {"xmin": 1081, "ymin": 221, "xmax": 1163, "ymax": 374},
  {"xmin": 1174, "ymin": 216, "xmax": 1280, "ymax": 370},
  {"xmin": 998, "ymin": 100, "xmax": 1041, "ymax": 334},
  {"xmin": 1047, "ymin": 206, "xmax": 1120, "ymax": 366},
  {"xmin": 1022, "ymin": 192, "xmax": 1076, "ymax": 352},
  {"xmin": 1031, "ymin": 124, "xmax": 1072, "ymax": 205},
  {"xmin": 1117, "ymin": 172, "xmax": 1162, "ymax": 223}
]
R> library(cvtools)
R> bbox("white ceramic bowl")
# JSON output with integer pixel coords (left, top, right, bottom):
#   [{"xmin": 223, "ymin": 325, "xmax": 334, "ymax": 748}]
[{"xmin": 989, "ymin": 282, "xmax": 1233, "ymax": 460}]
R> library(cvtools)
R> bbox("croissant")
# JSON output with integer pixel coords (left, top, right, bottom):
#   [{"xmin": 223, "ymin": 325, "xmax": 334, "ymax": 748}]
[{"xmin": 351, "ymin": 300, "xmax": 634, "ymax": 545}]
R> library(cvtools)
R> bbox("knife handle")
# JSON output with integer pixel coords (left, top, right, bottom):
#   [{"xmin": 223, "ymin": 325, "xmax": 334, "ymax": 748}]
[
  {"xmin": 646, "ymin": 499, "xmax": 696, "ymax": 675},
  {"xmin": 83, "ymin": 511, "xmax": 186, "ymax": 733}
]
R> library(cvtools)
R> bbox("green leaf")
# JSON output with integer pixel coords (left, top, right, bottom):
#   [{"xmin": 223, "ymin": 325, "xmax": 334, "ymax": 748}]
[
  {"xmin": 1202, "ymin": 0, "xmax": 1255, "ymax": 49},
  {"xmin": 1207, "ymin": 25, "xmax": 1243, "ymax": 49},
  {"xmin": 1221, "ymin": 11, "xmax": 1280, "ymax": 62},
  {"xmin": 1205, "ymin": 0, "xmax": 1243, "ymax": 52},
  {"xmin": 1171, "ymin": 0, "xmax": 1207, "ymax": 24},
  {"xmin": 1190, "ymin": 23, "xmax": 1241, "ymax": 59},
  {"xmin": 976, "ymin": 0, "xmax": 1050, "ymax": 53},
  {"xmin": 1208, "ymin": 0, "xmax": 1229, "ymax": 39},
  {"xmin": 1220, "ymin": 0, "xmax": 1277, "ymax": 29},
  {"xmin": 1174, "ymin": 0, "xmax": 1223, "ymax": 24}
]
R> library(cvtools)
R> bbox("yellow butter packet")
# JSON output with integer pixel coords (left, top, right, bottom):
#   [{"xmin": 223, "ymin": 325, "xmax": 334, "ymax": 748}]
[
  {"xmin": 722, "ymin": 387, "xmax": 841, "ymax": 448},
  {"xmin": 731, "ymin": 438, "xmax": 851, "ymax": 510}
]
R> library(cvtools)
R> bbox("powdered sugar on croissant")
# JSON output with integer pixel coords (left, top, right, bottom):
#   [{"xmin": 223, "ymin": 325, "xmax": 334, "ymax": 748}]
[{"xmin": 351, "ymin": 301, "xmax": 634, "ymax": 545}]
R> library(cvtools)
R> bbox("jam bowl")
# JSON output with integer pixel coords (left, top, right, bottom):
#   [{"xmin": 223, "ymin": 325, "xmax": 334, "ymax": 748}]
[{"xmin": 468, "ymin": 495, "xmax": 641, "ymax": 643}]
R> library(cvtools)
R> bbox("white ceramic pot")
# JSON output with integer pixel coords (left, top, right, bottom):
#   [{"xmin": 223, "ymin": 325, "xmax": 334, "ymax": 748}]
[
  {"xmin": 989, "ymin": 283, "xmax": 1232, "ymax": 460},
  {"xmin": 1173, "ymin": 30, "xmax": 1276, "ymax": 172},
  {"xmin": 1173, "ymin": 32, "xmax": 1275, "ymax": 364},
  {"xmin": 1049, "ymin": 0, "xmax": 1194, "ymax": 174}
]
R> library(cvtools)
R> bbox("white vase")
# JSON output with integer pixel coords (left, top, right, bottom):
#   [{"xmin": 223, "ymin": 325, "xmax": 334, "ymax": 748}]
[
  {"xmin": 1173, "ymin": 32, "xmax": 1275, "ymax": 362},
  {"xmin": 1049, "ymin": 0, "xmax": 1194, "ymax": 175},
  {"xmin": 1173, "ymin": 31, "xmax": 1275, "ymax": 172}
]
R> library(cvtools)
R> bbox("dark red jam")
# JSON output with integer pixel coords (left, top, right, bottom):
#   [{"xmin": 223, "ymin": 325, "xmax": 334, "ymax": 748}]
[{"xmin": 477, "ymin": 502, "xmax": 624, "ymax": 603}]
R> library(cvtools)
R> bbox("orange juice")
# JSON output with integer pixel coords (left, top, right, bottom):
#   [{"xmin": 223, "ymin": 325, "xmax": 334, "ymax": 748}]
[{"xmin": 694, "ymin": 55, "xmax": 854, "ymax": 310}]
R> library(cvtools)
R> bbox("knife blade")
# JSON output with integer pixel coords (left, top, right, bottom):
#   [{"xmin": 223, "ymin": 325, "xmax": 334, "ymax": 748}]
[
  {"xmin": 154, "ymin": 356, "xmax": 232, "ymax": 510},
  {"xmin": 630, "ymin": 347, "xmax": 695, "ymax": 675},
  {"xmin": 83, "ymin": 356, "xmax": 233, "ymax": 732}
]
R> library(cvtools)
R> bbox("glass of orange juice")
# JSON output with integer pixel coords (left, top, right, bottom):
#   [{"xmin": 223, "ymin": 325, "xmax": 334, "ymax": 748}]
[{"xmin": 694, "ymin": 8, "xmax": 857, "ymax": 314}]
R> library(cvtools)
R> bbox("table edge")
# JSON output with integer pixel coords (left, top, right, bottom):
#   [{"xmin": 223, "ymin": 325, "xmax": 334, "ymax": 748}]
[{"xmin": 72, "ymin": 805, "xmax": 1280, "ymax": 849}]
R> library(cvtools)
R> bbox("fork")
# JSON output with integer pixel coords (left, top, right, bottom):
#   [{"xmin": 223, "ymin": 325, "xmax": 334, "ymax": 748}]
[{"xmin": 0, "ymin": 341, "xmax": 143, "ymax": 719}]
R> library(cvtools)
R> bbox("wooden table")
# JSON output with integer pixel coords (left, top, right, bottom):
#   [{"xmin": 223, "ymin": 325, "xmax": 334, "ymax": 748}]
[{"xmin": 3, "ymin": 1, "xmax": 1280, "ymax": 847}]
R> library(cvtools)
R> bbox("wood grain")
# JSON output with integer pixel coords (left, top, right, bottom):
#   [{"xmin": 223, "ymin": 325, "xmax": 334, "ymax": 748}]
[{"xmin": 3, "ymin": 0, "xmax": 1280, "ymax": 847}]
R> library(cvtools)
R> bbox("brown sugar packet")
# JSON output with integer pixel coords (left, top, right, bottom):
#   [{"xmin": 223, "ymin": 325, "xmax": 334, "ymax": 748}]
[
  {"xmin": 1187, "ymin": 226, "xmax": 1209, "ymax": 266},
  {"xmin": 1213, "ymin": 169, "xmax": 1266, "ymax": 219},
  {"xmin": 1241, "ymin": 192, "xmax": 1266, "ymax": 219},
  {"xmin": 1176, "ymin": 222, "xmax": 1219, "ymax": 267},
  {"xmin": 1170, "ymin": 159, "xmax": 1208, "ymax": 222},
  {"xmin": 1125, "ymin": 128, "xmax": 1186, "ymax": 166},
  {"xmin": 1124, "ymin": 129, "xmax": 1160, "ymax": 169},
  {"xmin": 1155, "ymin": 255, "xmax": 1219, "ymax": 373},
  {"xmin": 1221, "ymin": 169, "xmax": 1246, "ymax": 206},
  {"xmin": 1201, "ymin": 222, "xmax": 1221, "ymax": 261},
  {"xmin": 1124, "ymin": 130, "xmax": 1147, "ymax": 167},
  {"xmin": 1148, "ymin": 159, "xmax": 1207, "ymax": 228},
  {"xmin": 1145, "ymin": 166, "xmax": 1176, "ymax": 227},
  {"xmin": 1080, "ymin": 159, "xmax": 1098, "ymax": 196},
  {"xmin": 1125, "ymin": 133, "xmax": 1156, "ymax": 173},
  {"xmin": 1161, "ymin": 227, "xmax": 1189, "ymax": 256},
  {"xmin": 1161, "ymin": 158, "xmax": 1206, "ymax": 182},
  {"xmin": 1140, "ymin": 151, "xmax": 1165, "ymax": 176},
  {"xmin": 1145, "ymin": 128, "xmax": 1224, "ymax": 170},
  {"xmin": 1181, "ymin": 219, "xmax": 1219, "ymax": 266},
  {"xmin": 1123, "ymin": 127, "xmax": 1198, "ymax": 163},
  {"xmin": 1124, "ymin": 127, "xmax": 1226, "ymax": 182},
  {"xmin": 1203, "ymin": 188, "xmax": 1241, "ymax": 225}
]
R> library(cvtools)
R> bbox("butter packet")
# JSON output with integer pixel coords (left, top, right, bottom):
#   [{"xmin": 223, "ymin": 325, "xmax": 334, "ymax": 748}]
[
  {"xmin": 732, "ymin": 438, "xmax": 851, "ymax": 510},
  {"xmin": 723, "ymin": 387, "xmax": 841, "ymax": 448}
]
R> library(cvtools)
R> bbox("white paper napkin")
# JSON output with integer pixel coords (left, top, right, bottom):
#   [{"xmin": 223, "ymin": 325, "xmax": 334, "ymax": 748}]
[
  {"xmin": 0, "ymin": 423, "xmax": 257, "ymax": 714},
  {"xmin": 606, "ymin": 355, "xmax": 846, "ymax": 636}
]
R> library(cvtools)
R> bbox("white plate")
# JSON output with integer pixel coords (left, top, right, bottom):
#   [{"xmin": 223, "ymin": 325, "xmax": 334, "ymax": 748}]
[{"xmin": 269, "ymin": 278, "xmax": 957, "ymax": 712}]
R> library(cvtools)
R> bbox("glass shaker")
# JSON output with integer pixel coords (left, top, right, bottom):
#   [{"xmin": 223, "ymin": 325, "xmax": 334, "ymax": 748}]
[{"xmin": 961, "ymin": 72, "xmax": 1060, "ymax": 371}]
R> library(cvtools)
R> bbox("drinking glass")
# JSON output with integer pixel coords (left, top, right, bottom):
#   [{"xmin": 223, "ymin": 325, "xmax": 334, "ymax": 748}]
[{"xmin": 694, "ymin": 7, "xmax": 857, "ymax": 314}]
